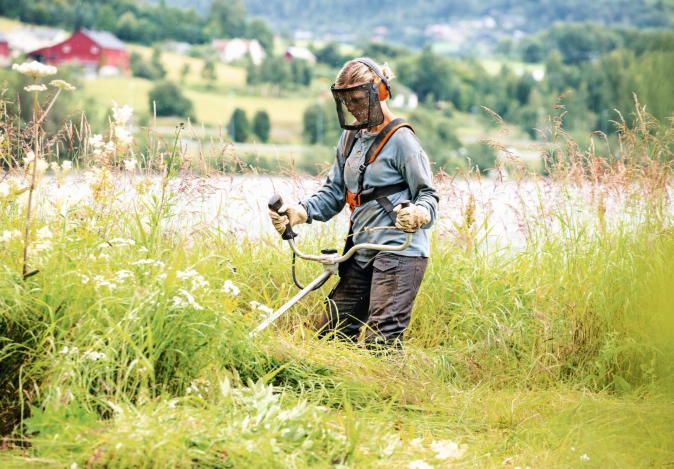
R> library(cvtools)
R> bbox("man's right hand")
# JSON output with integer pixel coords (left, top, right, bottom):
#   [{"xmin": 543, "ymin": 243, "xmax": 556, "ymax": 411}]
[{"xmin": 268, "ymin": 203, "xmax": 308, "ymax": 235}]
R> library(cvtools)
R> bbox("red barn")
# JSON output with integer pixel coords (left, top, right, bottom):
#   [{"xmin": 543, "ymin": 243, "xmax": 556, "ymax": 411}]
[
  {"xmin": 27, "ymin": 29, "xmax": 129, "ymax": 76},
  {"xmin": 0, "ymin": 33, "xmax": 10, "ymax": 68}
]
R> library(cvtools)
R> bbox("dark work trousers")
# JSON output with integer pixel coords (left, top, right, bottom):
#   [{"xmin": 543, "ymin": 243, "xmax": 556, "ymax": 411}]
[{"xmin": 317, "ymin": 252, "xmax": 428, "ymax": 346}]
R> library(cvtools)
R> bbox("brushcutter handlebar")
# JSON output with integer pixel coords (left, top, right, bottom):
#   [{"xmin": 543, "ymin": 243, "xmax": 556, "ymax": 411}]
[
  {"xmin": 284, "ymin": 198, "xmax": 413, "ymax": 266},
  {"xmin": 268, "ymin": 194, "xmax": 298, "ymax": 240}
]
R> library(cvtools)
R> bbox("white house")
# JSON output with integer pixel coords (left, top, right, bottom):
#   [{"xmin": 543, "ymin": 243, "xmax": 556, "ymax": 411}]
[
  {"xmin": 211, "ymin": 38, "xmax": 265, "ymax": 65},
  {"xmin": 284, "ymin": 46, "xmax": 316, "ymax": 64},
  {"xmin": 5, "ymin": 26, "xmax": 68, "ymax": 56}
]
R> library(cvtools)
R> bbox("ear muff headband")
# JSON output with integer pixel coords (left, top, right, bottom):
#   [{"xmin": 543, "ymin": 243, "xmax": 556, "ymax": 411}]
[{"xmin": 354, "ymin": 58, "xmax": 391, "ymax": 101}]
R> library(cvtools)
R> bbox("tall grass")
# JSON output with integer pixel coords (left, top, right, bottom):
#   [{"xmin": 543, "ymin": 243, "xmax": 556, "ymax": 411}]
[{"xmin": 0, "ymin": 70, "xmax": 673, "ymax": 468}]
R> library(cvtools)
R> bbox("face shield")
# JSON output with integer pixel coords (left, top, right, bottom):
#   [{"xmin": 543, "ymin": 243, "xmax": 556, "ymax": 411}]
[{"xmin": 330, "ymin": 81, "xmax": 385, "ymax": 131}]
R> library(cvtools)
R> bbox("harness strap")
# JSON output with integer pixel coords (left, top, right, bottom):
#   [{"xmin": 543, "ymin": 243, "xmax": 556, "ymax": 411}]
[{"xmin": 356, "ymin": 118, "xmax": 414, "ymax": 198}]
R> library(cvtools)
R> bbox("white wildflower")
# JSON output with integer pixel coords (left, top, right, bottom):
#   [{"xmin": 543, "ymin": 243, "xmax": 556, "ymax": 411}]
[
  {"xmin": 381, "ymin": 440, "xmax": 398, "ymax": 457},
  {"xmin": 112, "ymin": 101, "xmax": 133, "ymax": 125},
  {"xmin": 123, "ymin": 159, "xmax": 137, "ymax": 171},
  {"xmin": 59, "ymin": 345, "xmax": 78, "ymax": 355},
  {"xmin": 222, "ymin": 280, "xmax": 240, "ymax": 296},
  {"xmin": 138, "ymin": 246, "xmax": 149, "ymax": 253},
  {"xmin": 174, "ymin": 289, "xmax": 204, "ymax": 310},
  {"xmin": 80, "ymin": 274, "xmax": 90, "ymax": 284},
  {"xmin": 50, "ymin": 161, "xmax": 60, "ymax": 173},
  {"xmin": 176, "ymin": 269, "xmax": 209, "ymax": 291},
  {"xmin": 116, "ymin": 270, "xmax": 133, "ymax": 280},
  {"xmin": 35, "ymin": 158, "xmax": 49, "ymax": 176},
  {"xmin": 70, "ymin": 463, "xmax": 78, "ymax": 469},
  {"xmin": 580, "ymin": 454, "xmax": 590, "ymax": 461},
  {"xmin": 89, "ymin": 134, "xmax": 104, "ymax": 149},
  {"xmin": 23, "ymin": 151, "xmax": 35, "ymax": 163},
  {"xmin": 50, "ymin": 79, "xmax": 76, "ymax": 91},
  {"xmin": 431, "ymin": 440, "xmax": 467, "ymax": 461},
  {"xmin": 410, "ymin": 438, "xmax": 424, "ymax": 447},
  {"xmin": 83, "ymin": 350, "xmax": 107, "ymax": 361},
  {"xmin": 0, "ymin": 182, "xmax": 9, "ymax": 199},
  {"xmin": 250, "ymin": 301, "xmax": 274, "ymax": 315},
  {"xmin": 24, "ymin": 84, "xmax": 48, "ymax": 93},
  {"xmin": 408, "ymin": 461, "xmax": 434, "ymax": 469},
  {"xmin": 172, "ymin": 295, "xmax": 186, "ymax": 308},
  {"xmin": 37, "ymin": 227, "xmax": 52, "ymax": 239},
  {"xmin": 12, "ymin": 61, "xmax": 57, "ymax": 78},
  {"xmin": 92, "ymin": 275, "xmax": 116, "ymax": 290},
  {"xmin": 114, "ymin": 126, "xmax": 133, "ymax": 147},
  {"xmin": 62, "ymin": 160, "xmax": 72, "ymax": 172}
]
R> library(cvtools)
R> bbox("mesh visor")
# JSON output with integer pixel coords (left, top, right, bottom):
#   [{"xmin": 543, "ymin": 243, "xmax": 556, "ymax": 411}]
[{"xmin": 331, "ymin": 82, "xmax": 384, "ymax": 131}]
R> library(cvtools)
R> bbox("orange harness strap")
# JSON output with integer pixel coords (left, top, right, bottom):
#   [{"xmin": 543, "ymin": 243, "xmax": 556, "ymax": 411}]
[{"xmin": 344, "ymin": 120, "xmax": 414, "ymax": 212}]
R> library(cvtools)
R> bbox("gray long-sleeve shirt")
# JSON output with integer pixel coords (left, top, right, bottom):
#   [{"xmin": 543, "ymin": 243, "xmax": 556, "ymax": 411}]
[{"xmin": 301, "ymin": 127, "xmax": 439, "ymax": 265}]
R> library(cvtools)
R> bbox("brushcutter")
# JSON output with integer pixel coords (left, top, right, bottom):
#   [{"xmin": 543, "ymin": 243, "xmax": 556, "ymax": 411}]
[{"xmin": 250, "ymin": 194, "xmax": 412, "ymax": 336}]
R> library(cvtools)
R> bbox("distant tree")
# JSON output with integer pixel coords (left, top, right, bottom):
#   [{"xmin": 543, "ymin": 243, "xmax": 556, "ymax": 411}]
[
  {"xmin": 302, "ymin": 101, "xmax": 342, "ymax": 145},
  {"xmin": 521, "ymin": 40, "xmax": 545, "ymax": 63},
  {"xmin": 201, "ymin": 60, "xmax": 217, "ymax": 89},
  {"xmin": 291, "ymin": 59, "xmax": 313, "ymax": 87},
  {"xmin": 179, "ymin": 62, "xmax": 191, "ymax": 84},
  {"xmin": 260, "ymin": 57, "xmax": 290, "ymax": 89},
  {"xmin": 246, "ymin": 18, "xmax": 274, "ymax": 52},
  {"xmin": 228, "ymin": 108, "xmax": 250, "ymax": 142},
  {"xmin": 151, "ymin": 44, "xmax": 167, "ymax": 79},
  {"xmin": 130, "ymin": 51, "xmax": 158, "ymax": 79},
  {"xmin": 252, "ymin": 110, "xmax": 271, "ymax": 142},
  {"xmin": 95, "ymin": 5, "xmax": 117, "ymax": 33},
  {"xmin": 206, "ymin": 0, "xmax": 247, "ymax": 38},
  {"xmin": 148, "ymin": 81, "xmax": 195, "ymax": 119},
  {"xmin": 314, "ymin": 42, "xmax": 344, "ymax": 67},
  {"xmin": 246, "ymin": 60, "xmax": 261, "ymax": 86},
  {"xmin": 116, "ymin": 12, "xmax": 139, "ymax": 41}
]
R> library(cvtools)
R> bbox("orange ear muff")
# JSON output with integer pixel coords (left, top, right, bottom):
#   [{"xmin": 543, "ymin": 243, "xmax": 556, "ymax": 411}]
[
  {"xmin": 374, "ymin": 77, "xmax": 389, "ymax": 101},
  {"xmin": 378, "ymin": 82, "xmax": 389, "ymax": 101}
]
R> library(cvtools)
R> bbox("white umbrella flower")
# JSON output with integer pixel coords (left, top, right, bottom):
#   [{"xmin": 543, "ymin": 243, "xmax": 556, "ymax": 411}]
[
  {"xmin": 12, "ymin": 61, "xmax": 57, "ymax": 79},
  {"xmin": 50, "ymin": 79, "xmax": 76, "ymax": 91},
  {"xmin": 24, "ymin": 84, "xmax": 47, "ymax": 93}
]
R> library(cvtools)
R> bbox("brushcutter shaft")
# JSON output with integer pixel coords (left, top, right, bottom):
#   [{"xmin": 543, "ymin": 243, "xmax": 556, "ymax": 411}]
[{"xmin": 250, "ymin": 270, "xmax": 333, "ymax": 336}]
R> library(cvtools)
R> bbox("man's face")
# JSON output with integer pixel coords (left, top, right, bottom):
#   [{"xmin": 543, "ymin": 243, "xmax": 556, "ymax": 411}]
[{"xmin": 339, "ymin": 88, "xmax": 369, "ymax": 121}]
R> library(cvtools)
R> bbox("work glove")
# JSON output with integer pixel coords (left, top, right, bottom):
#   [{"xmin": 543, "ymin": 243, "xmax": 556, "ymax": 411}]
[
  {"xmin": 268, "ymin": 203, "xmax": 308, "ymax": 235},
  {"xmin": 393, "ymin": 203, "xmax": 431, "ymax": 233}
]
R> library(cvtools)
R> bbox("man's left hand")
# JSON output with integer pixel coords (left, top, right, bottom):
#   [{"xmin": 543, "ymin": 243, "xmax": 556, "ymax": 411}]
[{"xmin": 393, "ymin": 204, "xmax": 431, "ymax": 232}]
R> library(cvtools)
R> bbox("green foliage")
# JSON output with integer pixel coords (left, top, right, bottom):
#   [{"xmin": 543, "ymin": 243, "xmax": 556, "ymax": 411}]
[
  {"xmin": 313, "ymin": 42, "xmax": 348, "ymax": 67},
  {"xmin": 302, "ymin": 100, "xmax": 342, "ymax": 146},
  {"xmin": 201, "ymin": 60, "xmax": 217, "ymax": 89},
  {"xmin": 252, "ymin": 110, "xmax": 271, "ymax": 142},
  {"xmin": 148, "ymin": 80, "xmax": 195, "ymax": 118},
  {"xmin": 239, "ymin": 0, "xmax": 672, "ymax": 44},
  {"xmin": 245, "ymin": 17, "xmax": 274, "ymax": 52},
  {"xmin": 406, "ymin": 105, "xmax": 464, "ymax": 171},
  {"xmin": 179, "ymin": 62, "xmax": 190, "ymax": 84},
  {"xmin": 228, "ymin": 107, "xmax": 250, "ymax": 142},
  {"xmin": 204, "ymin": 0, "xmax": 247, "ymax": 39},
  {"xmin": 0, "ymin": 0, "xmax": 274, "ymax": 46},
  {"xmin": 151, "ymin": 44, "xmax": 167, "ymax": 79}
]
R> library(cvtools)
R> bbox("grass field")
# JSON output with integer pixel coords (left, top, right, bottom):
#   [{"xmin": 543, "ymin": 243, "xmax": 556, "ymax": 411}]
[
  {"xmin": 126, "ymin": 43, "xmax": 247, "ymax": 90},
  {"xmin": 83, "ymin": 76, "xmax": 314, "ymax": 143},
  {"xmin": 1, "ymin": 71, "xmax": 674, "ymax": 468}
]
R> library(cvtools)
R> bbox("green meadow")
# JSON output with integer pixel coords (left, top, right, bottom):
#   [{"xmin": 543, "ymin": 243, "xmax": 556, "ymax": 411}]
[{"xmin": 1, "ymin": 58, "xmax": 673, "ymax": 468}]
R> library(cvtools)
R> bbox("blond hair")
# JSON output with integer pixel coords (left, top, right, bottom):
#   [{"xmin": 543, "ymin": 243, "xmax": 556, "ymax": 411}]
[{"xmin": 334, "ymin": 58, "xmax": 396, "ymax": 88}]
